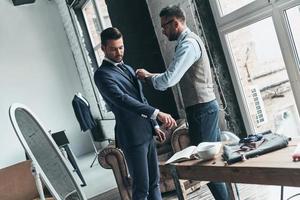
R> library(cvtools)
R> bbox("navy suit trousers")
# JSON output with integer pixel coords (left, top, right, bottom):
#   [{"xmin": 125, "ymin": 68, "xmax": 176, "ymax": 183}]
[{"xmin": 122, "ymin": 139, "xmax": 162, "ymax": 200}]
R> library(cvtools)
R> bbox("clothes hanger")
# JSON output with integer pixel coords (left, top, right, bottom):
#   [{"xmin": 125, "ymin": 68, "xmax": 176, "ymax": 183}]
[{"xmin": 75, "ymin": 92, "xmax": 89, "ymax": 105}]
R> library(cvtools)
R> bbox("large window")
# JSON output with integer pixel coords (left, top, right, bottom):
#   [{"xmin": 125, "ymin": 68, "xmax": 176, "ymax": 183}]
[
  {"xmin": 286, "ymin": 6, "xmax": 300, "ymax": 61},
  {"xmin": 81, "ymin": 0, "xmax": 113, "ymax": 118},
  {"xmin": 217, "ymin": 0, "xmax": 255, "ymax": 16},
  {"xmin": 210, "ymin": 0, "xmax": 300, "ymax": 137},
  {"xmin": 82, "ymin": 0, "xmax": 111, "ymax": 66}
]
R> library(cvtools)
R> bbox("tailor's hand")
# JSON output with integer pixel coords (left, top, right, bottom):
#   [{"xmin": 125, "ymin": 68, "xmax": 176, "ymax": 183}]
[
  {"xmin": 136, "ymin": 69, "xmax": 152, "ymax": 80},
  {"xmin": 157, "ymin": 111, "xmax": 177, "ymax": 129},
  {"xmin": 154, "ymin": 127, "xmax": 166, "ymax": 143}
]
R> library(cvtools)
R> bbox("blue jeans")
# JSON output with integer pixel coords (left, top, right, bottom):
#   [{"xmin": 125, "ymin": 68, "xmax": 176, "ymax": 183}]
[{"xmin": 186, "ymin": 100, "xmax": 230, "ymax": 200}]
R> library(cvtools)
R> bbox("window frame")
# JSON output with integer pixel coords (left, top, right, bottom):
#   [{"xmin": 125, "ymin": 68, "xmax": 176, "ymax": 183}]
[
  {"xmin": 209, "ymin": 0, "xmax": 300, "ymax": 134},
  {"xmin": 81, "ymin": 0, "xmax": 115, "ymax": 119},
  {"xmin": 69, "ymin": 0, "xmax": 115, "ymax": 119},
  {"xmin": 81, "ymin": 0, "xmax": 107, "ymax": 64}
]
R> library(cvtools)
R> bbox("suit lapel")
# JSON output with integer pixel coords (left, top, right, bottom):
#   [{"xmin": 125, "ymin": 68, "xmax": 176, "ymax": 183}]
[
  {"xmin": 103, "ymin": 60, "xmax": 136, "ymax": 84},
  {"xmin": 122, "ymin": 64, "xmax": 140, "ymax": 87},
  {"xmin": 101, "ymin": 60, "xmax": 146, "ymax": 101},
  {"xmin": 135, "ymin": 76, "xmax": 144, "ymax": 98},
  {"xmin": 102, "ymin": 60, "xmax": 141, "ymax": 92},
  {"xmin": 123, "ymin": 64, "xmax": 145, "ymax": 97}
]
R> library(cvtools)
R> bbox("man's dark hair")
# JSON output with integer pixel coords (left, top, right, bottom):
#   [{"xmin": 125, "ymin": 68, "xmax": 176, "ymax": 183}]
[
  {"xmin": 101, "ymin": 27, "xmax": 122, "ymax": 46},
  {"xmin": 159, "ymin": 5, "xmax": 186, "ymax": 21}
]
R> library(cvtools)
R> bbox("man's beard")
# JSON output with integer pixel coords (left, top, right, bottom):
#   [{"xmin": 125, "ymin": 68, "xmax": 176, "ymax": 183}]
[
  {"xmin": 109, "ymin": 55, "xmax": 123, "ymax": 63},
  {"xmin": 168, "ymin": 32, "xmax": 178, "ymax": 41}
]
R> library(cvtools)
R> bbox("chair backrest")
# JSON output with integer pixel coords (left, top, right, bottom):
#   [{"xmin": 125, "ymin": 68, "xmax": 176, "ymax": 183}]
[
  {"xmin": 91, "ymin": 118, "xmax": 108, "ymax": 142},
  {"xmin": 9, "ymin": 103, "xmax": 86, "ymax": 200},
  {"xmin": 0, "ymin": 160, "xmax": 39, "ymax": 200},
  {"xmin": 171, "ymin": 122, "xmax": 191, "ymax": 153},
  {"xmin": 171, "ymin": 122, "xmax": 240, "ymax": 153},
  {"xmin": 98, "ymin": 142, "xmax": 132, "ymax": 200}
]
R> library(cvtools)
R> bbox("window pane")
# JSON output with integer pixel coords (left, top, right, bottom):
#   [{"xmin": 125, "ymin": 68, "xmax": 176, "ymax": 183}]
[
  {"xmin": 217, "ymin": 0, "xmax": 255, "ymax": 16},
  {"xmin": 286, "ymin": 6, "xmax": 300, "ymax": 64},
  {"xmin": 81, "ymin": 0, "xmax": 114, "ymax": 118},
  {"xmin": 226, "ymin": 17, "xmax": 300, "ymax": 137},
  {"xmin": 95, "ymin": 0, "xmax": 112, "ymax": 29},
  {"xmin": 94, "ymin": 48, "xmax": 104, "ymax": 67},
  {"xmin": 82, "ymin": 1, "xmax": 101, "ymax": 47}
]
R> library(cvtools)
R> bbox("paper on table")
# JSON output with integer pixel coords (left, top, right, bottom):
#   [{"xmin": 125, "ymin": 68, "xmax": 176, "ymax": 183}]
[
  {"xmin": 165, "ymin": 146, "xmax": 197, "ymax": 164},
  {"xmin": 165, "ymin": 142, "xmax": 222, "ymax": 164}
]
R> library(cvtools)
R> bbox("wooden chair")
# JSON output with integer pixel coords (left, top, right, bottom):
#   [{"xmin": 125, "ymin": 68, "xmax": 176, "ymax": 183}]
[{"xmin": 0, "ymin": 160, "xmax": 54, "ymax": 200}]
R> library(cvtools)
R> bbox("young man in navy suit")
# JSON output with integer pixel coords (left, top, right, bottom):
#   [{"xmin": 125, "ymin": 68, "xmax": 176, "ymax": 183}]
[{"xmin": 94, "ymin": 27, "xmax": 176, "ymax": 200}]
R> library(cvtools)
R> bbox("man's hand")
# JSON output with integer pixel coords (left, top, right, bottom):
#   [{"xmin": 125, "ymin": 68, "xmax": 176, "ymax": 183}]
[
  {"xmin": 136, "ymin": 69, "xmax": 152, "ymax": 80},
  {"xmin": 157, "ymin": 111, "xmax": 177, "ymax": 129},
  {"xmin": 154, "ymin": 127, "xmax": 166, "ymax": 143}
]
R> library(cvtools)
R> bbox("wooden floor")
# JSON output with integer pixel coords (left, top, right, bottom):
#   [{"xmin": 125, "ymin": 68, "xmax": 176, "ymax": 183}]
[
  {"xmin": 89, "ymin": 183, "xmax": 299, "ymax": 200},
  {"xmin": 160, "ymin": 184, "xmax": 269, "ymax": 200},
  {"xmin": 89, "ymin": 188, "xmax": 120, "ymax": 200}
]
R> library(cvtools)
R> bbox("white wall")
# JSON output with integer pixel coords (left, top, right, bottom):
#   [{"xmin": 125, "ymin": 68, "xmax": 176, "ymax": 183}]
[{"xmin": 0, "ymin": 0, "xmax": 93, "ymax": 168}]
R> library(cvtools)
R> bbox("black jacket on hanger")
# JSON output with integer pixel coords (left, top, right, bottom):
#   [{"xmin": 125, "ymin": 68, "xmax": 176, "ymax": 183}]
[{"xmin": 72, "ymin": 95, "xmax": 96, "ymax": 132}]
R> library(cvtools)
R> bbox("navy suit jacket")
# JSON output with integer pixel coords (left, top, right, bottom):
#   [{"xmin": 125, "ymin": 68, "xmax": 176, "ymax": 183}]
[
  {"xmin": 72, "ymin": 95, "xmax": 96, "ymax": 132},
  {"xmin": 94, "ymin": 60, "xmax": 157, "ymax": 148}
]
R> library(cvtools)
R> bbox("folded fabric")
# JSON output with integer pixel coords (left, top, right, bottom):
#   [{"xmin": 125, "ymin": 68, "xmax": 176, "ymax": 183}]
[
  {"xmin": 223, "ymin": 133, "xmax": 289, "ymax": 165},
  {"xmin": 239, "ymin": 139, "xmax": 265, "ymax": 150},
  {"xmin": 239, "ymin": 133, "xmax": 264, "ymax": 144}
]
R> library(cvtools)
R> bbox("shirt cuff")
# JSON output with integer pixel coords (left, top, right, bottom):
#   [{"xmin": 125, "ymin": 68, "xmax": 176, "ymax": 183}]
[
  {"xmin": 154, "ymin": 125, "xmax": 160, "ymax": 129},
  {"xmin": 151, "ymin": 109, "xmax": 159, "ymax": 120},
  {"xmin": 150, "ymin": 75, "xmax": 156, "ymax": 84},
  {"xmin": 151, "ymin": 75, "xmax": 167, "ymax": 91}
]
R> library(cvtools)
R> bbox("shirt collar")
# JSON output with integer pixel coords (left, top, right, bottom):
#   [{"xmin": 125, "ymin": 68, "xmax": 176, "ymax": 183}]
[
  {"xmin": 176, "ymin": 28, "xmax": 190, "ymax": 46},
  {"xmin": 104, "ymin": 57, "xmax": 123, "ymax": 67}
]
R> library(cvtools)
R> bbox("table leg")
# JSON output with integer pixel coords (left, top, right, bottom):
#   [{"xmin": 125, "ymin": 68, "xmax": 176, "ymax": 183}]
[
  {"xmin": 226, "ymin": 183, "xmax": 237, "ymax": 200},
  {"xmin": 170, "ymin": 165, "xmax": 186, "ymax": 200}
]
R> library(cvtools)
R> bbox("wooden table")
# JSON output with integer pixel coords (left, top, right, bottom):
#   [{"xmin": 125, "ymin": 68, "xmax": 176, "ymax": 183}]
[{"xmin": 163, "ymin": 138, "xmax": 300, "ymax": 200}]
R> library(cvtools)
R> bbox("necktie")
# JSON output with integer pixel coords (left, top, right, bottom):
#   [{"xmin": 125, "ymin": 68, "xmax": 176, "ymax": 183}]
[{"xmin": 117, "ymin": 63, "xmax": 133, "ymax": 80}]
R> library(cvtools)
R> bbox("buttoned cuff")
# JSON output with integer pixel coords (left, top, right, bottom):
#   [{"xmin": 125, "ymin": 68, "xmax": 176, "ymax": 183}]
[{"xmin": 151, "ymin": 109, "xmax": 159, "ymax": 120}]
